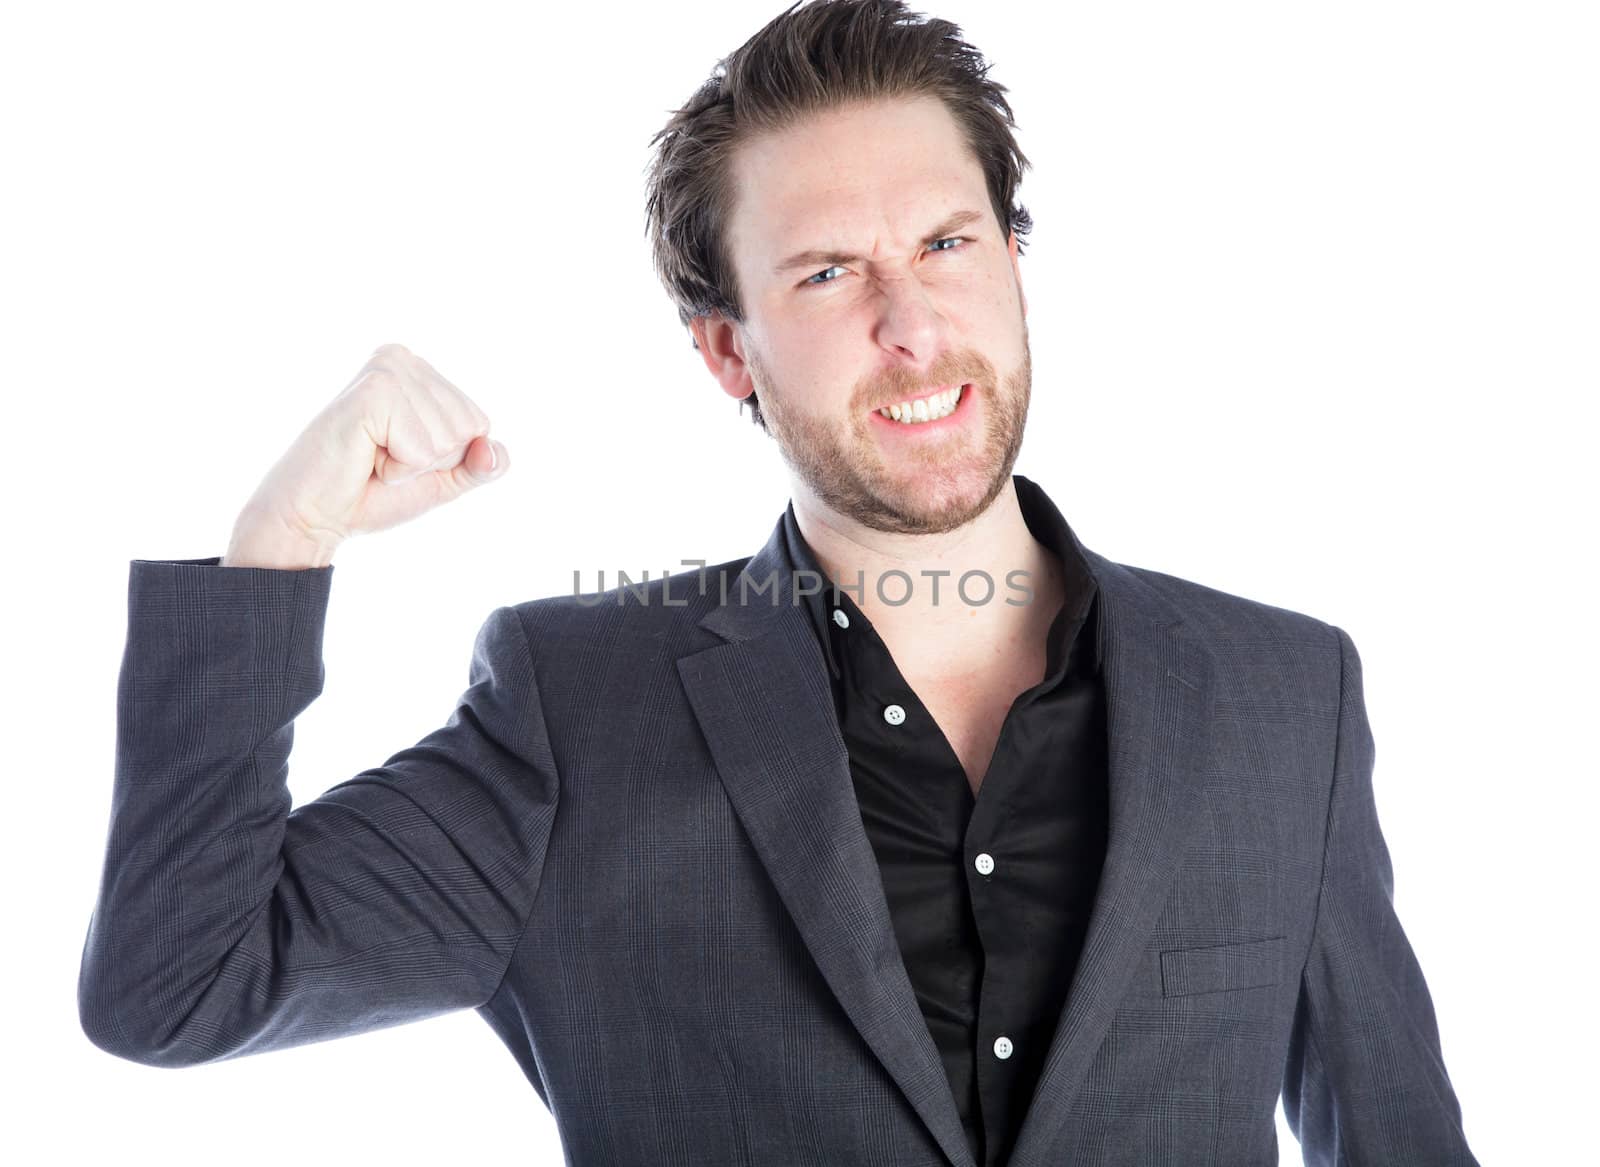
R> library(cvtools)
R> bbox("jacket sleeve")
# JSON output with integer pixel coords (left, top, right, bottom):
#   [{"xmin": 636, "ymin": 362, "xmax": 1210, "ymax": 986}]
[
  {"xmin": 78, "ymin": 556, "xmax": 560, "ymax": 1068},
  {"xmin": 1281, "ymin": 624, "xmax": 1479, "ymax": 1165}
]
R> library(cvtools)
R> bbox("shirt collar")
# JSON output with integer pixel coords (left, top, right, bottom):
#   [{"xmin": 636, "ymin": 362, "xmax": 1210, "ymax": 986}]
[{"xmin": 779, "ymin": 473, "xmax": 1101, "ymax": 685}]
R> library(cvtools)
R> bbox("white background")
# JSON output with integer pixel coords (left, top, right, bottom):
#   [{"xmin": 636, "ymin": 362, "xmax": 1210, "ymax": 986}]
[{"xmin": 5, "ymin": 1, "xmax": 1594, "ymax": 1163}]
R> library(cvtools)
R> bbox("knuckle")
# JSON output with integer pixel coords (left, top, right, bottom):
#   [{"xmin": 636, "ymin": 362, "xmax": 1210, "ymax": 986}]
[
  {"xmin": 442, "ymin": 385, "xmax": 489, "ymax": 430},
  {"xmin": 344, "ymin": 373, "xmax": 397, "ymax": 418},
  {"xmin": 358, "ymin": 367, "xmax": 400, "ymax": 394}
]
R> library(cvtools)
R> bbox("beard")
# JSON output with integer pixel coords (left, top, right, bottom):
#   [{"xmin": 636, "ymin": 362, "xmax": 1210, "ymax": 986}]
[{"xmin": 748, "ymin": 322, "xmax": 1032, "ymax": 536}]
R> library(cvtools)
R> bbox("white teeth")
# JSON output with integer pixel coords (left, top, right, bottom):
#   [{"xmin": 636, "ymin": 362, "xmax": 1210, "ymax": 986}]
[{"xmin": 880, "ymin": 384, "xmax": 963, "ymax": 424}]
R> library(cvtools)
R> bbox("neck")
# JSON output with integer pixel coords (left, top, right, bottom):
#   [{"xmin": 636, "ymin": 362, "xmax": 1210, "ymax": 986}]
[{"xmin": 791, "ymin": 476, "xmax": 1065, "ymax": 681}]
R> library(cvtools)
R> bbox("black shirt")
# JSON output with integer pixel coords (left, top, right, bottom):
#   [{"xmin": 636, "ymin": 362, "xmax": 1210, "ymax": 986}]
[{"xmin": 777, "ymin": 473, "xmax": 1110, "ymax": 1167}]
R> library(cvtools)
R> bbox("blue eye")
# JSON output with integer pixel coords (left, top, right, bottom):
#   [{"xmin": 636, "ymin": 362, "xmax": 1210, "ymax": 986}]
[{"xmin": 803, "ymin": 237, "xmax": 969, "ymax": 287}]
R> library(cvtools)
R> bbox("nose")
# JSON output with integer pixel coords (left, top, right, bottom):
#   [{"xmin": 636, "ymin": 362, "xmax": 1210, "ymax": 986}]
[{"xmin": 873, "ymin": 275, "xmax": 947, "ymax": 366}]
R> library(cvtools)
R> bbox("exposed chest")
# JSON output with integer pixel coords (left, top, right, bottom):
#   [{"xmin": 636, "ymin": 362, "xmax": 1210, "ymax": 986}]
[{"xmin": 907, "ymin": 661, "xmax": 1047, "ymax": 797}]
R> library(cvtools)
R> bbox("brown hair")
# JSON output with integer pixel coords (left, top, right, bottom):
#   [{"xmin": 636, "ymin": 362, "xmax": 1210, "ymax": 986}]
[{"xmin": 643, "ymin": 0, "xmax": 1034, "ymax": 432}]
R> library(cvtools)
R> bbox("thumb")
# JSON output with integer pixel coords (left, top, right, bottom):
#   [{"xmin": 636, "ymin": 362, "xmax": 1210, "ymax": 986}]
[{"xmin": 453, "ymin": 435, "xmax": 508, "ymax": 490}]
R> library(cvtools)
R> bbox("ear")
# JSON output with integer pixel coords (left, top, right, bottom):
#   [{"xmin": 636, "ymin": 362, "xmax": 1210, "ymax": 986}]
[
  {"xmin": 689, "ymin": 312, "xmax": 755, "ymax": 403},
  {"xmin": 1008, "ymin": 229, "xmax": 1027, "ymax": 320}
]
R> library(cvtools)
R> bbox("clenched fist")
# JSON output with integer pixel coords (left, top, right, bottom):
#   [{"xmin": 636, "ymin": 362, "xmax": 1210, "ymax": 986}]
[{"xmin": 223, "ymin": 343, "xmax": 509, "ymax": 568}]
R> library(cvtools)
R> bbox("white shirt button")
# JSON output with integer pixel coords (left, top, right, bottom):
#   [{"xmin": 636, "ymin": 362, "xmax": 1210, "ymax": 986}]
[
  {"xmin": 883, "ymin": 703, "xmax": 906, "ymax": 726},
  {"xmin": 974, "ymin": 852, "xmax": 995, "ymax": 876},
  {"xmin": 831, "ymin": 608, "xmax": 850, "ymax": 629},
  {"xmin": 993, "ymin": 1036, "xmax": 1013, "ymax": 1059}
]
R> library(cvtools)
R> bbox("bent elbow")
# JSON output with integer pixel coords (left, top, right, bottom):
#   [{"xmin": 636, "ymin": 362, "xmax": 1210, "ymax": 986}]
[{"xmin": 78, "ymin": 969, "xmax": 208, "ymax": 1069}]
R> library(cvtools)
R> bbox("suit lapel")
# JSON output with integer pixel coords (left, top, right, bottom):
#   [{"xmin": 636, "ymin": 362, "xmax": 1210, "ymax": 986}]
[
  {"xmin": 677, "ymin": 523, "xmax": 974, "ymax": 1167},
  {"xmin": 1006, "ymin": 545, "xmax": 1218, "ymax": 1165}
]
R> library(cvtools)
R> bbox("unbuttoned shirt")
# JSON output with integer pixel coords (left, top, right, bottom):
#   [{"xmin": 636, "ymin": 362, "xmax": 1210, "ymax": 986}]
[{"xmin": 777, "ymin": 473, "xmax": 1110, "ymax": 1167}]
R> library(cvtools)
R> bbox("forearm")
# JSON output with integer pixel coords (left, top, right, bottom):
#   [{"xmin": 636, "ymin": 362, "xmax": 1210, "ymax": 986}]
[
  {"xmin": 79, "ymin": 558, "xmax": 336, "ymax": 1063},
  {"xmin": 79, "ymin": 562, "xmax": 555, "ymax": 1069}
]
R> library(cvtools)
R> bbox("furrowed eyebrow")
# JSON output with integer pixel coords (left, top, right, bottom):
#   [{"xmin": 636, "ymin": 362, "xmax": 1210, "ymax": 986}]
[{"xmin": 773, "ymin": 209, "xmax": 986, "ymax": 276}]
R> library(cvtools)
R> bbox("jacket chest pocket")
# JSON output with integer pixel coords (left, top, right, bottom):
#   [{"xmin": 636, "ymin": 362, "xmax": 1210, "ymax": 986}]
[{"xmin": 1159, "ymin": 934, "xmax": 1287, "ymax": 997}]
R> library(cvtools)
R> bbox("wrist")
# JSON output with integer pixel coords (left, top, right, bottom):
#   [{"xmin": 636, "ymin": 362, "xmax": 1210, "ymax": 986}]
[{"xmin": 222, "ymin": 509, "xmax": 340, "ymax": 569}]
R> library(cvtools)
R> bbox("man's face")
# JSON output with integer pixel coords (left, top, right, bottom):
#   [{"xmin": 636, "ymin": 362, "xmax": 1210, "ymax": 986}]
[{"xmin": 700, "ymin": 94, "xmax": 1032, "ymax": 536}]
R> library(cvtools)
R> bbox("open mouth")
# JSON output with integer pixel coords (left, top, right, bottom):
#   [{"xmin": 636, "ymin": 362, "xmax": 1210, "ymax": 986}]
[{"xmin": 868, "ymin": 382, "xmax": 974, "ymax": 434}]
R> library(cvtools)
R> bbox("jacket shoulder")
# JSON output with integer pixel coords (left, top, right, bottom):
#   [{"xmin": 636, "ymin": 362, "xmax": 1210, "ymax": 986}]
[
  {"xmin": 499, "ymin": 553, "xmax": 754, "ymax": 654},
  {"xmin": 1109, "ymin": 559, "xmax": 1346, "ymax": 728},
  {"xmin": 1113, "ymin": 558, "xmax": 1337, "ymax": 649}
]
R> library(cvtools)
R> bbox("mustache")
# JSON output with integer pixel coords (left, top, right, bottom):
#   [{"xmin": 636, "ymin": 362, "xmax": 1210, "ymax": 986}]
[
  {"xmin": 860, "ymin": 358, "xmax": 992, "ymax": 411},
  {"xmin": 864, "ymin": 380, "xmax": 974, "ymax": 411}
]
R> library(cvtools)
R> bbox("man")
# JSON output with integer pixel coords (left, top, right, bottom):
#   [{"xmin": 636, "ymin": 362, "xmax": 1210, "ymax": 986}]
[{"xmin": 78, "ymin": 1, "xmax": 1479, "ymax": 1163}]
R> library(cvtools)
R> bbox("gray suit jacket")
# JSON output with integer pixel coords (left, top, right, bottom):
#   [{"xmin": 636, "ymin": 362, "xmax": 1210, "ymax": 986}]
[{"xmin": 79, "ymin": 501, "xmax": 1479, "ymax": 1165}]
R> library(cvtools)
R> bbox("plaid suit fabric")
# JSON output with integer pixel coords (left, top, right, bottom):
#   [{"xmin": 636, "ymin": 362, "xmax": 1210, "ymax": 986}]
[{"xmin": 79, "ymin": 499, "xmax": 1479, "ymax": 1166}]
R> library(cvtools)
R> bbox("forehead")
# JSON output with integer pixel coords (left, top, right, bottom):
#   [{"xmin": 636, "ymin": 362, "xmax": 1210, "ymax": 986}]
[{"xmin": 726, "ymin": 95, "xmax": 990, "ymax": 267}]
